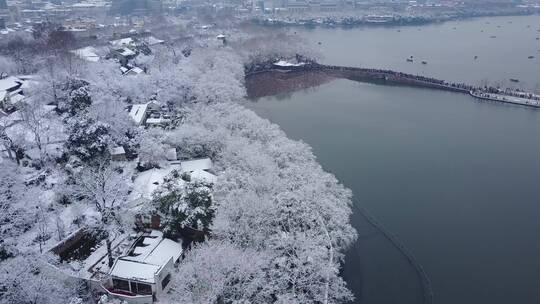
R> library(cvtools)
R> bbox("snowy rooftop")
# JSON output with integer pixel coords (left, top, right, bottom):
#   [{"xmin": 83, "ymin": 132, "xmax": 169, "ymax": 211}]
[
  {"xmin": 181, "ymin": 158, "xmax": 213, "ymax": 173},
  {"xmin": 110, "ymin": 37, "xmax": 134, "ymax": 47},
  {"xmin": 109, "ymin": 259, "xmax": 160, "ymax": 284},
  {"xmin": 131, "ymin": 164, "xmax": 183, "ymax": 200},
  {"xmin": 273, "ymin": 60, "xmax": 306, "ymax": 67},
  {"xmin": 129, "ymin": 67, "xmax": 144, "ymax": 74},
  {"xmin": 190, "ymin": 169, "xmax": 217, "ymax": 184},
  {"xmin": 117, "ymin": 48, "xmax": 136, "ymax": 57},
  {"xmin": 110, "ymin": 230, "xmax": 182, "ymax": 283},
  {"xmin": 125, "ymin": 232, "xmax": 182, "ymax": 266},
  {"xmin": 71, "ymin": 47, "xmax": 100, "ymax": 62},
  {"xmin": 111, "ymin": 146, "xmax": 125, "ymax": 155},
  {"xmin": 145, "ymin": 36, "xmax": 164, "ymax": 46},
  {"xmin": 0, "ymin": 76, "xmax": 23, "ymax": 92},
  {"xmin": 144, "ymin": 239, "xmax": 182, "ymax": 266},
  {"xmin": 129, "ymin": 103, "xmax": 149, "ymax": 125},
  {"xmin": 145, "ymin": 117, "xmax": 170, "ymax": 125},
  {"xmin": 9, "ymin": 93, "xmax": 25, "ymax": 104},
  {"xmin": 0, "ymin": 110, "xmax": 23, "ymax": 125}
]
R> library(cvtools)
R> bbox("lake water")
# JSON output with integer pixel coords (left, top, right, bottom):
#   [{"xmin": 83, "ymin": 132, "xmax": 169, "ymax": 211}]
[{"xmin": 246, "ymin": 15, "xmax": 540, "ymax": 304}]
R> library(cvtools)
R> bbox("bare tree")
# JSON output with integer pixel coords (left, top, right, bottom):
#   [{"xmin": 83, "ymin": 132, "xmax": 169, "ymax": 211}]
[
  {"xmin": 19, "ymin": 100, "xmax": 49, "ymax": 164},
  {"xmin": 35, "ymin": 206, "xmax": 50, "ymax": 254},
  {"xmin": 0, "ymin": 55, "xmax": 17, "ymax": 79},
  {"xmin": 0, "ymin": 124, "xmax": 16, "ymax": 162},
  {"xmin": 71, "ymin": 162, "xmax": 130, "ymax": 266},
  {"xmin": 0, "ymin": 121, "xmax": 25, "ymax": 165},
  {"xmin": 54, "ymin": 213, "xmax": 66, "ymax": 242}
]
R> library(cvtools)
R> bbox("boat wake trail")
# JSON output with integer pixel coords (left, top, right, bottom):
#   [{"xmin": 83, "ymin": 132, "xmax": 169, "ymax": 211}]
[{"xmin": 353, "ymin": 201, "xmax": 435, "ymax": 304}]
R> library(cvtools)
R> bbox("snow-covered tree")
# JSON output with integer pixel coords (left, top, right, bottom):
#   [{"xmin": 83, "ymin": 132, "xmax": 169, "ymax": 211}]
[
  {"xmin": 0, "ymin": 255, "xmax": 83, "ymax": 304},
  {"xmin": 153, "ymin": 172, "xmax": 215, "ymax": 236},
  {"xmin": 58, "ymin": 85, "xmax": 92, "ymax": 116},
  {"xmin": 19, "ymin": 99, "xmax": 51, "ymax": 164},
  {"xmin": 0, "ymin": 161, "xmax": 26, "ymax": 260},
  {"xmin": 166, "ymin": 241, "xmax": 270, "ymax": 304},
  {"xmin": 65, "ymin": 115, "xmax": 111, "ymax": 162},
  {"xmin": 137, "ymin": 129, "xmax": 167, "ymax": 169},
  {"xmin": 0, "ymin": 122, "xmax": 25, "ymax": 165},
  {"xmin": 70, "ymin": 163, "xmax": 130, "ymax": 266},
  {"xmin": 171, "ymin": 102, "xmax": 356, "ymax": 303},
  {"xmin": 0, "ymin": 55, "xmax": 17, "ymax": 79}
]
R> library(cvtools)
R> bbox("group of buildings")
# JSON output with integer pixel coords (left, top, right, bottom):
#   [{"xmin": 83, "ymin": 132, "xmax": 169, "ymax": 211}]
[
  {"xmin": 241, "ymin": 0, "xmax": 527, "ymax": 13},
  {"xmin": 0, "ymin": 0, "xmax": 534, "ymax": 32},
  {"xmin": 47, "ymin": 156, "xmax": 217, "ymax": 303}
]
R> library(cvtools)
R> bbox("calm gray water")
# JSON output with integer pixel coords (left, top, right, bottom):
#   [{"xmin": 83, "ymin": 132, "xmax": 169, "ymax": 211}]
[
  {"xmin": 246, "ymin": 15, "xmax": 540, "ymax": 304},
  {"xmin": 301, "ymin": 15, "xmax": 540, "ymax": 90}
]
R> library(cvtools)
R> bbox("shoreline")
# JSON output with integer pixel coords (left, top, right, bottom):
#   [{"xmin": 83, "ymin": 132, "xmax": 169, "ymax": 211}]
[{"xmin": 246, "ymin": 10, "xmax": 540, "ymax": 30}]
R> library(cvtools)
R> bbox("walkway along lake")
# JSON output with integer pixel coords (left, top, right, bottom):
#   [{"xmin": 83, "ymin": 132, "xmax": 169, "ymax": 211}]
[
  {"xmin": 245, "ymin": 15, "xmax": 540, "ymax": 304},
  {"xmin": 246, "ymin": 63, "xmax": 540, "ymax": 108}
]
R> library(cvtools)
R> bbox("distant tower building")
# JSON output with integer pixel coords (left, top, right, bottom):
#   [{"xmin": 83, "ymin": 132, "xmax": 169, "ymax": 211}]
[
  {"xmin": 0, "ymin": 0, "xmax": 7, "ymax": 29},
  {"xmin": 148, "ymin": 0, "xmax": 163, "ymax": 14}
]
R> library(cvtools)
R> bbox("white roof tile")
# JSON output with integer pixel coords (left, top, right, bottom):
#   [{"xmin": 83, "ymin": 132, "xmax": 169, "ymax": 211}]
[
  {"xmin": 181, "ymin": 158, "xmax": 213, "ymax": 172},
  {"xmin": 109, "ymin": 259, "xmax": 160, "ymax": 283}
]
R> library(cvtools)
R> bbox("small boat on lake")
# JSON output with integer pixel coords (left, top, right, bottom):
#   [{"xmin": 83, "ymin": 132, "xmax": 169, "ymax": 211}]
[
  {"xmin": 510, "ymin": 78, "xmax": 520, "ymax": 83},
  {"xmin": 421, "ymin": 61, "xmax": 428, "ymax": 65},
  {"xmin": 474, "ymin": 55, "xmax": 478, "ymax": 60},
  {"xmin": 490, "ymin": 35, "xmax": 497, "ymax": 38},
  {"xmin": 528, "ymin": 56, "xmax": 535, "ymax": 59},
  {"xmin": 406, "ymin": 58, "xmax": 413, "ymax": 62}
]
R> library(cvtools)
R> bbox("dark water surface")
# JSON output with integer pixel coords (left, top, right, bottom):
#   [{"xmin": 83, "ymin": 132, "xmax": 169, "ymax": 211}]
[{"xmin": 246, "ymin": 15, "xmax": 540, "ymax": 304}]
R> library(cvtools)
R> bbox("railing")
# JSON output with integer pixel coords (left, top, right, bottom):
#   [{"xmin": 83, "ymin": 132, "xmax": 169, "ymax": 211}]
[{"xmin": 102, "ymin": 284, "xmax": 154, "ymax": 304}]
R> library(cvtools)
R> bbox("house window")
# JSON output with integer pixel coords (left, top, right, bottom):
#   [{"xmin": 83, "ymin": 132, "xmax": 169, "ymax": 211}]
[
  {"xmin": 112, "ymin": 279, "xmax": 130, "ymax": 292},
  {"xmin": 136, "ymin": 283, "xmax": 152, "ymax": 295},
  {"xmin": 161, "ymin": 274, "xmax": 171, "ymax": 290},
  {"xmin": 130, "ymin": 281, "xmax": 137, "ymax": 293}
]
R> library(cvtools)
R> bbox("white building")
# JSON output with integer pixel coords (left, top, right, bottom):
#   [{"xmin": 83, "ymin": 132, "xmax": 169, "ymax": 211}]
[
  {"xmin": 97, "ymin": 230, "xmax": 182, "ymax": 304},
  {"xmin": 181, "ymin": 158, "xmax": 217, "ymax": 184},
  {"xmin": 143, "ymin": 36, "xmax": 165, "ymax": 46},
  {"xmin": 129, "ymin": 103, "xmax": 150, "ymax": 125},
  {"xmin": 71, "ymin": 47, "xmax": 100, "ymax": 62},
  {"xmin": 128, "ymin": 102, "xmax": 159, "ymax": 125},
  {"xmin": 111, "ymin": 146, "xmax": 127, "ymax": 161},
  {"xmin": 0, "ymin": 76, "xmax": 25, "ymax": 113},
  {"xmin": 121, "ymin": 66, "xmax": 144, "ymax": 76},
  {"xmin": 110, "ymin": 37, "xmax": 136, "ymax": 48}
]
